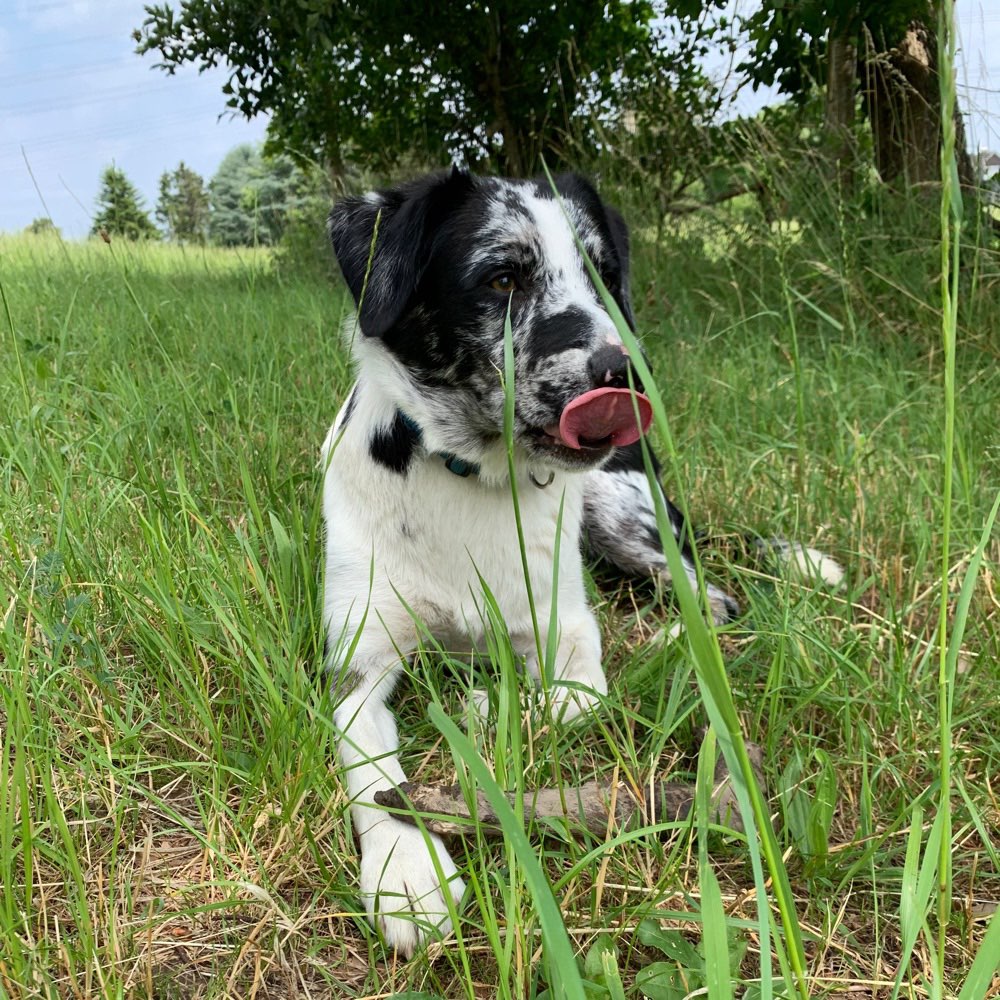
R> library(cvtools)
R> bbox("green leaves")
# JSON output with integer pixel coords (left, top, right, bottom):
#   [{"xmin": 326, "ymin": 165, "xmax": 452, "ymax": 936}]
[
  {"xmin": 206, "ymin": 144, "xmax": 326, "ymax": 248},
  {"xmin": 778, "ymin": 749, "xmax": 839, "ymax": 866},
  {"xmin": 136, "ymin": 1, "xmax": 717, "ymax": 175},
  {"xmin": 635, "ymin": 917, "xmax": 747, "ymax": 1000}
]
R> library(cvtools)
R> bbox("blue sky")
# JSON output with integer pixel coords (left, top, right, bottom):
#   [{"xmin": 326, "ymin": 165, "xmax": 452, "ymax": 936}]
[
  {"xmin": 2, "ymin": 0, "xmax": 269, "ymax": 238},
  {"xmin": 2, "ymin": 1, "xmax": 998, "ymax": 239}
]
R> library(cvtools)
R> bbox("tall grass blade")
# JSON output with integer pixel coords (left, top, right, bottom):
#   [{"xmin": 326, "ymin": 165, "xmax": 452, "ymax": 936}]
[
  {"xmin": 892, "ymin": 805, "xmax": 946, "ymax": 1000},
  {"xmin": 429, "ymin": 704, "xmax": 586, "ymax": 1000},
  {"xmin": 697, "ymin": 730, "xmax": 734, "ymax": 1000},
  {"xmin": 934, "ymin": 0, "xmax": 962, "ymax": 979},
  {"xmin": 541, "ymin": 158, "xmax": 805, "ymax": 1000},
  {"xmin": 501, "ymin": 297, "xmax": 544, "ymax": 669},
  {"xmin": 956, "ymin": 906, "xmax": 1000, "ymax": 1000}
]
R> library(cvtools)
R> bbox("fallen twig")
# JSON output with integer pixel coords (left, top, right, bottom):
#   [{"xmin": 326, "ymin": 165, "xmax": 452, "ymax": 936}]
[{"xmin": 374, "ymin": 742, "xmax": 764, "ymax": 838}]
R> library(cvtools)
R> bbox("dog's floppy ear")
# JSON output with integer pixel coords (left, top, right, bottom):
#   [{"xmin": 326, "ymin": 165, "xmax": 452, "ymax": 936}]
[
  {"xmin": 328, "ymin": 167, "xmax": 474, "ymax": 338},
  {"xmin": 551, "ymin": 173, "xmax": 636, "ymax": 330},
  {"xmin": 603, "ymin": 205, "xmax": 635, "ymax": 330}
]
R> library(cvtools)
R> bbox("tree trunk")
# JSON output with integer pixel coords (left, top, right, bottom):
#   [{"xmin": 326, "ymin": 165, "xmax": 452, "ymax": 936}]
[
  {"xmin": 481, "ymin": 9, "xmax": 526, "ymax": 176},
  {"xmin": 324, "ymin": 139, "xmax": 347, "ymax": 197},
  {"xmin": 825, "ymin": 25, "xmax": 857, "ymax": 183},
  {"xmin": 861, "ymin": 19, "xmax": 974, "ymax": 188}
]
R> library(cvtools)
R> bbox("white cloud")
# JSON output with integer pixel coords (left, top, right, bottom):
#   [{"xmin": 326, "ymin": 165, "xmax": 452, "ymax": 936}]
[{"xmin": 16, "ymin": 0, "xmax": 135, "ymax": 33}]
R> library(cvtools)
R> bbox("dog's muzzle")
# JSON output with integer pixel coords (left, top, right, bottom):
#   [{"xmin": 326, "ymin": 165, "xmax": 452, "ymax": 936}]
[{"xmin": 543, "ymin": 345, "xmax": 653, "ymax": 451}]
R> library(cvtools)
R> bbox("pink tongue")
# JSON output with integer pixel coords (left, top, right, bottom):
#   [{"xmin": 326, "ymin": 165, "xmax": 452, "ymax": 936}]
[{"xmin": 556, "ymin": 388, "xmax": 654, "ymax": 449}]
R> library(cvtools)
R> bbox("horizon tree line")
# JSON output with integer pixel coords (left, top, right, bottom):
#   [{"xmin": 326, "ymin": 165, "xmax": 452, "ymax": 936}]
[{"xmin": 79, "ymin": 144, "xmax": 329, "ymax": 245}]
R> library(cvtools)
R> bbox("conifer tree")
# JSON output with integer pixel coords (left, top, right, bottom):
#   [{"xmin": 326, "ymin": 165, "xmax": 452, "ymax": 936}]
[
  {"xmin": 91, "ymin": 166, "xmax": 158, "ymax": 240},
  {"xmin": 26, "ymin": 217, "xmax": 60, "ymax": 237}
]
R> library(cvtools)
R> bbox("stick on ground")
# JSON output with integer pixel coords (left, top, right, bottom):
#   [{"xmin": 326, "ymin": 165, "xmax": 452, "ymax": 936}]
[{"xmin": 373, "ymin": 742, "xmax": 764, "ymax": 838}]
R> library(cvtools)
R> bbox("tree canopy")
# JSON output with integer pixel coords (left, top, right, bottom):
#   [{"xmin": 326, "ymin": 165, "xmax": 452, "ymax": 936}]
[
  {"xmin": 26, "ymin": 217, "xmax": 61, "ymax": 238},
  {"xmin": 737, "ymin": 1, "xmax": 973, "ymax": 185},
  {"xmin": 740, "ymin": 0, "xmax": 930, "ymax": 98},
  {"xmin": 207, "ymin": 144, "xmax": 328, "ymax": 247},
  {"xmin": 156, "ymin": 162, "xmax": 211, "ymax": 243},
  {"xmin": 136, "ymin": 1, "xmax": 721, "ymax": 177}
]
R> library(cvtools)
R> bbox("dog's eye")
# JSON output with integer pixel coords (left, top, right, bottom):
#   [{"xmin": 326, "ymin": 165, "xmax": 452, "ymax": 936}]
[{"xmin": 489, "ymin": 273, "xmax": 519, "ymax": 293}]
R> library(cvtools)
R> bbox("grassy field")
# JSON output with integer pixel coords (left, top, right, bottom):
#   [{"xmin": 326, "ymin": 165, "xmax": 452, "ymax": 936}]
[{"xmin": 1, "ymin": 196, "xmax": 998, "ymax": 1000}]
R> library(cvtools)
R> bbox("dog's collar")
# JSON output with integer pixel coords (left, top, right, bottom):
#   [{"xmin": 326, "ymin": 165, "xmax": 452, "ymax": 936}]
[{"xmin": 399, "ymin": 413, "xmax": 480, "ymax": 478}]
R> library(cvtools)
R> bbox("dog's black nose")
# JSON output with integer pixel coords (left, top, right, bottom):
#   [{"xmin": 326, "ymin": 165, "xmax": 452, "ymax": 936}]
[{"xmin": 588, "ymin": 345, "xmax": 641, "ymax": 391}]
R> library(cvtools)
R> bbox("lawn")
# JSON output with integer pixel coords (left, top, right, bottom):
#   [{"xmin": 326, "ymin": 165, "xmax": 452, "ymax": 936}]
[{"xmin": 1, "ymin": 210, "xmax": 998, "ymax": 998}]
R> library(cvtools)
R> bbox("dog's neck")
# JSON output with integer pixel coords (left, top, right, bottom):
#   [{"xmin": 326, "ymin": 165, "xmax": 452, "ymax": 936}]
[
  {"xmin": 350, "ymin": 339, "xmax": 568, "ymax": 489},
  {"xmin": 397, "ymin": 412, "xmax": 480, "ymax": 478}
]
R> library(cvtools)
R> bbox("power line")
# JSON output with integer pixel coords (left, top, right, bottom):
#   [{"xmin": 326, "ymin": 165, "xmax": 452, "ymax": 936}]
[
  {"xmin": 11, "ymin": 0, "xmax": 129, "ymax": 15},
  {"xmin": 9, "ymin": 105, "xmax": 259, "ymax": 155},
  {"xmin": 0, "ymin": 30, "xmax": 126, "ymax": 53},
  {"xmin": 0, "ymin": 56, "xmax": 155, "ymax": 89},
  {"xmin": 11, "ymin": 116, "xmax": 235, "ymax": 154},
  {"xmin": 2, "ymin": 74, "xmax": 218, "ymax": 116}
]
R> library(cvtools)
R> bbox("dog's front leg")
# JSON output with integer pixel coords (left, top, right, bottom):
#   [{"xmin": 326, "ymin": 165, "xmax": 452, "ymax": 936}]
[
  {"xmin": 519, "ymin": 609, "xmax": 607, "ymax": 722},
  {"xmin": 333, "ymin": 649, "xmax": 466, "ymax": 957}
]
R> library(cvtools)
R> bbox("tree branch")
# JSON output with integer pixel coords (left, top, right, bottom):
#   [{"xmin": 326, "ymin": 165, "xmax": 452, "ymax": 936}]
[{"xmin": 665, "ymin": 178, "xmax": 766, "ymax": 216}]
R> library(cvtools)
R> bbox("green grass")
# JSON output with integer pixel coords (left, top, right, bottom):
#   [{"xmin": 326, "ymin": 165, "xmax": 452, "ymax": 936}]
[{"xmin": 1, "ymin": 170, "xmax": 999, "ymax": 1000}]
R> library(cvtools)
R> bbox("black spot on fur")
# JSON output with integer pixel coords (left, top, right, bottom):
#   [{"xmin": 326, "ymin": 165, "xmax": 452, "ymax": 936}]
[
  {"xmin": 499, "ymin": 189, "xmax": 533, "ymax": 220},
  {"xmin": 602, "ymin": 445, "xmax": 697, "ymax": 561},
  {"xmin": 525, "ymin": 307, "xmax": 593, "ymax": 366},
  {"xmin": 638, "ymin": 509, "xmax": 692, "ymax": 561},
  {"xmin": 328, "ymin": 167, "xmax": 476, "ymax": 338},
  {"xmin": 369, "ymin": 410, "xmax": 420, "ymax": 474},
  {"xmin": 604, "ymin": 441, "xmax": 659, "ymax": 475},
  {"xmin": 666, "ymin": 498, "xmax": 696, "ymax": 560}
]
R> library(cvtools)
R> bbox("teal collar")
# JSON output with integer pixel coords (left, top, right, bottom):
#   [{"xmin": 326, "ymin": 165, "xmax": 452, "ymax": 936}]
[{"xmin": 399, "ymin": 413, "xmax": 480, "ymax": 479}]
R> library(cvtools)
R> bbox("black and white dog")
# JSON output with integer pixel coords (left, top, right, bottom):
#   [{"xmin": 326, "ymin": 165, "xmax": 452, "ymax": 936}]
[{"xmin": 322, "ymin": 168, "xmax": 838, "ymax": 956}]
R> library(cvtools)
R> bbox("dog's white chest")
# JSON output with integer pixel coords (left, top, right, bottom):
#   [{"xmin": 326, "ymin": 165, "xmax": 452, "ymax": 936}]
[{"xmin": 323, "ymin": 423, "xmax": 586, "ymax": 650}]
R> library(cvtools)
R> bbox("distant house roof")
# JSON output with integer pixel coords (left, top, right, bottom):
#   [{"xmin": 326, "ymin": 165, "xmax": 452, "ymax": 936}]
[{"xmin": 976, "ymin": 149, "xmax": 1000, "ymax": 170}]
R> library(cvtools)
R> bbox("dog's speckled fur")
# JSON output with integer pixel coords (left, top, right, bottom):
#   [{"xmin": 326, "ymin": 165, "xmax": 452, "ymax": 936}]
[{"xmin": 322, "ymin": 169, "xmax": 749, "ymax": 956}]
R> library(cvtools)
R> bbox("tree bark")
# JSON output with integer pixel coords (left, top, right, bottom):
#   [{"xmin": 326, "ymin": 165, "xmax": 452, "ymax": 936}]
[
  {"xmin": 825, "ymin": 26, "xmax": 857, "ymax": 187},
  {"xmin": 481, "ymin": 8, "xmax": 526, "ymax": 176},
  {"xmin": 861, "ymin": 19, "xmax": 974, "ymax": 188}
]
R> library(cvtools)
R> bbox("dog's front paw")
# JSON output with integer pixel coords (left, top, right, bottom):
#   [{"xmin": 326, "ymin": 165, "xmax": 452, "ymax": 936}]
[{"xmin": 360, "ymin": 818, "xmax": 465, "ymax": 957}]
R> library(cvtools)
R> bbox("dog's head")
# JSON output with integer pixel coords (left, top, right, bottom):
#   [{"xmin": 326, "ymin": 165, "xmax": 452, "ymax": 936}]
[{"xmin": 328, "ymin": 167, "xmax": 652, "ymax": 476}]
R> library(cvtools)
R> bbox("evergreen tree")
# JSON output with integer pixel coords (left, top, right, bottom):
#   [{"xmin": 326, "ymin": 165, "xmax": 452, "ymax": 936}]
[
  {"xmin": 156, "ymin": 162, "xmax": 210, "ymax": 243},
  {"xmin": 91, "ymin": 166, "xmax": 158, "ymax": 240},
  {"xmin": 208, "ymin": 144, "xmax": 259, "ymax": 246},
  {"xmin": 208, "ymin": 144, "xmax": 328, "ymax": 247}
]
